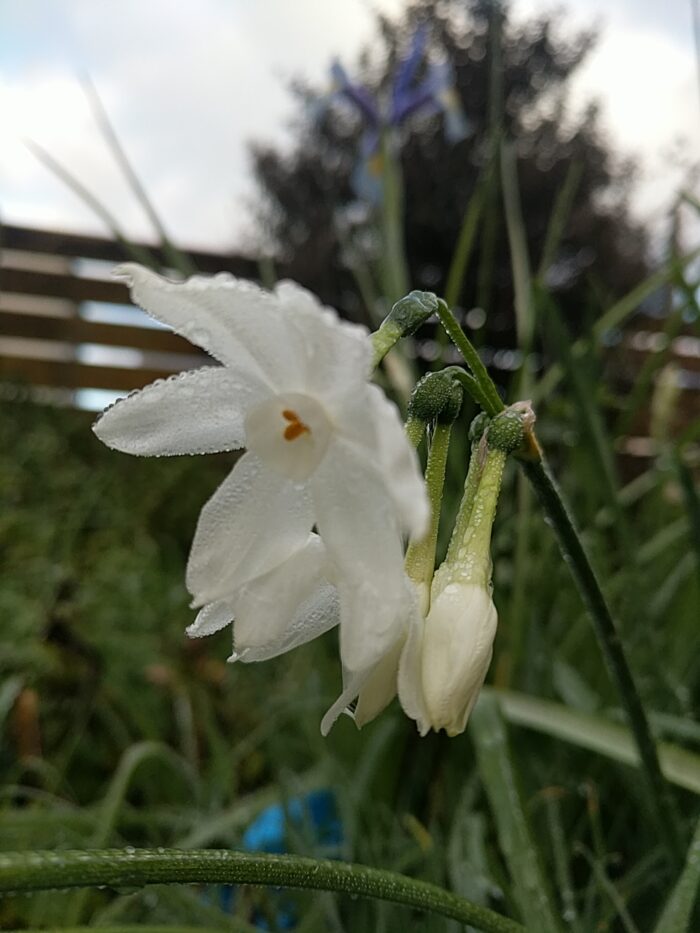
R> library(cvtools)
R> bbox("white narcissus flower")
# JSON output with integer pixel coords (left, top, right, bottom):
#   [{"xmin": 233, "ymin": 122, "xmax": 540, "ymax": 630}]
[{"xmin": 94, "ymin": 265, "xmax": 428, "ymax": 679}]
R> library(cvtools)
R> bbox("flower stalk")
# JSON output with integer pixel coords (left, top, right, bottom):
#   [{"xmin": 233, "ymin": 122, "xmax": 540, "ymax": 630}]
[
  {"xmin": 405, "ymin": 421, "xmax": 452, "ymax": 598},
  {"xmin": 435, "ymin": 302, "xmax": 683, "ymax": 868}
]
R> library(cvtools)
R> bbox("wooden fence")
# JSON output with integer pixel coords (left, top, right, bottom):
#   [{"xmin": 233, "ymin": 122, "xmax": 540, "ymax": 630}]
[
  {"xmin": 0, "ymin": 224, "xmax": 260, "ymax": 397},
  {"xmin": 0, "ymin": 224, "xmax": 698, "ymax": 459}
]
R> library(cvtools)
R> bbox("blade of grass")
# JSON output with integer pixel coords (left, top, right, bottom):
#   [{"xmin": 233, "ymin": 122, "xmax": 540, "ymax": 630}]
[
  {"xmin": 534, "ymin": 246, "xmax": 700, "ymax": 402},
  {"xmin": 487, "ymin": 688, "xmax": 700, "ymax": 796},
  {"xmin": 653, "ymin": 813, "xmax": 700, "ymax": 932},
  {"xmin": 538, "ymin": 289, "xmax": 630, "ymax": 549},
  {"xmin": 25, "ymin": 139, "xmax": 158, "ymax": 268},
  {"xmin": 544, "ymin": 793, "xmax": 582, "ymax": 933},
  {"xmin": 0, "ymin": 848, "xmax": 526, "ymax": 933},
  {"xmin": 81, "ymin": 75, "xmax": 196, "ymax": 276},
  {"xmin": 519, "ymin": 454, "xmax": 684, "ymax": 869},
  {"xmin": 64, "ymin": 742, "xmax": 198, "ymax": 926},
  {"xmin": 536, "ymin": 160, "xmax": 583, "ymax": 281},
  {"xmin": 616, "ymin": 302, "xmax": 687, "ymax": 439},
  {"xmin": 471, "ymin": 693, "xmax": 564, "ymax": 933},
  {"xmin": 674, "ymin": 449, "xmax": 700, "ymax": 592},
  {"xmin": 444, "ymin": 171, "xmax": 487, "ymax": 309},
  {"xmin": 500, "ymin": 141, "xmax": 534, "ymax": 357}
]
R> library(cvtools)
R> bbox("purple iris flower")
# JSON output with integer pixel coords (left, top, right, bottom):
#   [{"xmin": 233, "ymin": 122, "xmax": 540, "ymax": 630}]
[{"xmin": 318, "ymin": 26, "xmax": 472, "ymax": 205}]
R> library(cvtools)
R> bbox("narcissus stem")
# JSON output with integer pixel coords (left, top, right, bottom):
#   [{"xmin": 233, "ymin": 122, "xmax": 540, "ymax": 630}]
[
  {"xmin": 436, "ymin": 300, "xmax": 683, "ymax": 870},
  {"xmin": 405, "ymin": 422, "xmax": 452, "ymax": 590}
]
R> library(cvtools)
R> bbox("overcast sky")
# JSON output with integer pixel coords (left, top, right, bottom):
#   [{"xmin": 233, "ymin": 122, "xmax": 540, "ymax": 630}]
[{"xmin": 0, "ymin": 0, "xmax": 698, "ymax": 252}]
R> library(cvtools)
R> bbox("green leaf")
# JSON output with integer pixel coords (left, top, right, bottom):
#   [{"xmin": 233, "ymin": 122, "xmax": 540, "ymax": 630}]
[
  {"xmin": 471, "ymin": 693, "xmax": 563, "ymax": 933},
  {"xmin": 653, "ymin": 815, "xmax": 700, "ymax": 932}
]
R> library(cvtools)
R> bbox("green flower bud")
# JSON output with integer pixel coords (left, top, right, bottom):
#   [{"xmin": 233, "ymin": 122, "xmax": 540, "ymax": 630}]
[
  {"xmin": 486, "ymin": 402, "xmax": 535, "ymax": 454},
  {"xmin": 408, "ymin": 371, "xmax": 463, "ymax": 426},
  {"xmin": 371, "ymin": 292, "xmax": 439, "ymax": 366},
  {"xmin": 385, "ymin": 290, "xmax": 439, "ymax": 337}
]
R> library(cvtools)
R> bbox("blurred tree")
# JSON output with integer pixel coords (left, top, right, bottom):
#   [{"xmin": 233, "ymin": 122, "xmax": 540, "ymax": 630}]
[{"xmin": 249, "ymin": 0, "xmax": 649, "ymax": 347}]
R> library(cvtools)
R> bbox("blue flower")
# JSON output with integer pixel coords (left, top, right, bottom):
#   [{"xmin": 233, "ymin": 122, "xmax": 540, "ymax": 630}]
[{"xmin": 314, "ymin": 26, "xmax": 472, "ymax": 205}]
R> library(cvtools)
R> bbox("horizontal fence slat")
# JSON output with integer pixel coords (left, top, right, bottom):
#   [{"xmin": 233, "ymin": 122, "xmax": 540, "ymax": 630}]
[
  {"xmin": 0, "ymin": 224, "xmax": 261, "ymax": 277},
  {"xmin": 0, "ymin": 309, "xmax": 206, "ymax": 357},
  {"xmin": 1, "ymin": 267, "xmax": 129, "ymax": 304},
  {"xmin": 0, "ymin": 355, "xmax": 190, "ymax": 391}
]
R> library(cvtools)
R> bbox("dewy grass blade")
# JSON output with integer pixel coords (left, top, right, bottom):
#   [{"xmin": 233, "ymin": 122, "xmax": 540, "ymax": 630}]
[
  {"xmin": 471, "ymin": 694, "xmax": 563, "ymax": 933},
  {"xmin": 520, "ymin": 456, "xmax": 684, "ymax": 869},
  {"xmin": 0, "ymin": 848, "xmax": 525, "ymax": 933},
  {"xmin": 653, "ymin": 814, "xmax": 700, "ymax": 932},
  {"xmin": 487, "ymin": 688, "xmax": 700, "ymax": 796}
]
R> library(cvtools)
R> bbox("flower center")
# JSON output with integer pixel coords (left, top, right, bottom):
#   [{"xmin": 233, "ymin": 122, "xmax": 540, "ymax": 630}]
[
  {"xmin": 282, "ymin": 409, "xmax": 311, "ymax": 441},
  {"xmin": 245, "ymin": 393, "xmax": 332, "ymax": 482}
]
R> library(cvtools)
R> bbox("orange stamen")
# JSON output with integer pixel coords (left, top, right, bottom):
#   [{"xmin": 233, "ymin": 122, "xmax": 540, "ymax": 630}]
[{"xmin": 281, "ymin": 409, "xmax": 310, "ymax": 441}]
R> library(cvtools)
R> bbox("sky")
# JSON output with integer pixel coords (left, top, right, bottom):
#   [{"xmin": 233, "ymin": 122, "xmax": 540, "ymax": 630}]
[{"xmin": 0, "ymin": 0, "xmax": 698, "ymax": 252}]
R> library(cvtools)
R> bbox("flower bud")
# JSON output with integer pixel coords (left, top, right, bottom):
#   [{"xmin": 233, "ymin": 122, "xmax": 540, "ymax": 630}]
[
  {"xmin": 420, "ymin": 581, "xmax": 497, "ymax": 736},
  {"xmin": 371, "ymin": 291, "xmax": 438, "ymax": 364},
  {"xmin": 407, "ymin": 371, "xmax": 463, "ymax": 426}
]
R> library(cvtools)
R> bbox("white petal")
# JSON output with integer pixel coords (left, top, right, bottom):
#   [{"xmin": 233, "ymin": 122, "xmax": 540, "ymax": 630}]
[
  {"xmin": 93, "ymin": 367, "xmax": 266, "ymax": 456},
  {"xmin": 320, "ymin": 666, "xmax": 370, "ymax": 737},
  {"xmin": 236, "ymin": 582, "xmax": 339, "ymax": 663},
  {"xmin": 421, "ymin": 582, "xmax": 497, "ymax": 736},
  {"xmin": 397, "ymin": 613, "xmax": 431, "ymax": 736},
  {"xmin": 186, "ymin": 600, "xmax": 235, "ymax": 638},
  {"xmin": 186, "ymin": 452, "xmax": 313, "ymax": 605},
  {"xmin": 365, "ymin": 385, "xmax": 429, "ymax": 539},
  {"xmin": 354, "ymin": 636, "xmax": 403, "ymax": 728},
  {"xmin": 233, "ymin": 535, "xmax": 329, "ymax": 648},
  {"xmin": 115, "ymin": 264, "xmax": 310, "ymax": 390},
  {"xmin": 328, "ymin": 385, "xmax": 429, "ymax": 542},
  {"xmin": 274, "ymin": 281, "xmax": 373, "ymax": 394},
  {"xmin": 311, "ymin": 437, "xmax": 411, "ymax": 673}
]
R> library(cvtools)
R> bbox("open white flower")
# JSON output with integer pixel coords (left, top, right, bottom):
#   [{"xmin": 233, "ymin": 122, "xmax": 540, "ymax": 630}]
[{"xmin": 94, "ymin": 265, "xmax": 428, "ymax": 675}]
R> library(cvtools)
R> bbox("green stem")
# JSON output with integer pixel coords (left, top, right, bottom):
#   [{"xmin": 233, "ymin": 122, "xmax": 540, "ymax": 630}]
[
  {"xmin": 371, "ymin": 322, "xmax": 403, "ymax": 368},
  {"xmin": 404, "ymin": 414, "xmax": 425, "ymax": 449},
  {"xmin": 445, "ymin": 439, "xmax": 485, "ymax": 567},
  {"xmin": 520, "ymin": 456, "xmax": 683, "ymax": 869},
  {"xmin": 380, "ymin": 131, "xmax": 410, "ymax": 302},
  {"xmin": 440, "ymin": 448, "xmax": 505, "ymax": 590},
  {"xmin": 0, "ymin": 848, "xmax": 524, "ymax": 933},
  {"xmin": 443, "ymin": 366, "xmax": 491, "ymax": 411},
  {"xmin": 436, "ymin": 301, "xmax": 504, "ymax": 417},
  {"xmin": 405, "ymin": 422, "xmax": 452, "ymax": 589}
]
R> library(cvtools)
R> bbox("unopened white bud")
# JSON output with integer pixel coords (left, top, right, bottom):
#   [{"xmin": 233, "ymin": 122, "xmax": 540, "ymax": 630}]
[{"xmin": 420, "ymin": 581, "xmax": 497, "ymax": 736}]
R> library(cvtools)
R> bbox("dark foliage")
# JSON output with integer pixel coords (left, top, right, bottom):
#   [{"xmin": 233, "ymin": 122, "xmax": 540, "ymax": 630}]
[{"xmin": 250, "ymin": 0, "xmax": 649, "ymax": 345}]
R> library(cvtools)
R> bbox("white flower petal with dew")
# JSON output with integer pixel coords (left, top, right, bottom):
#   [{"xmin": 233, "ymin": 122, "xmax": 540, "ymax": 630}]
[
  {"xmin": 312, "ymin": 436, "xmax": 413, "ymax": 673},
  {"xmin": 420, "ymin": 581, "xmax": 497, "ymax": 736},
  {"xmin": 189, "ymin": 535, "xmax": 339, "ymax": 665},
  {"xmin": 93, "ymin": 367, "xmax": 267, "ymax": 456},
  {"xmin": 113, "ymin": 265, "xmax": 304, "ymax": 388},
  {"xmin": 186, "ymin": 452, "xmax": 314, "ymax": 604}
]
